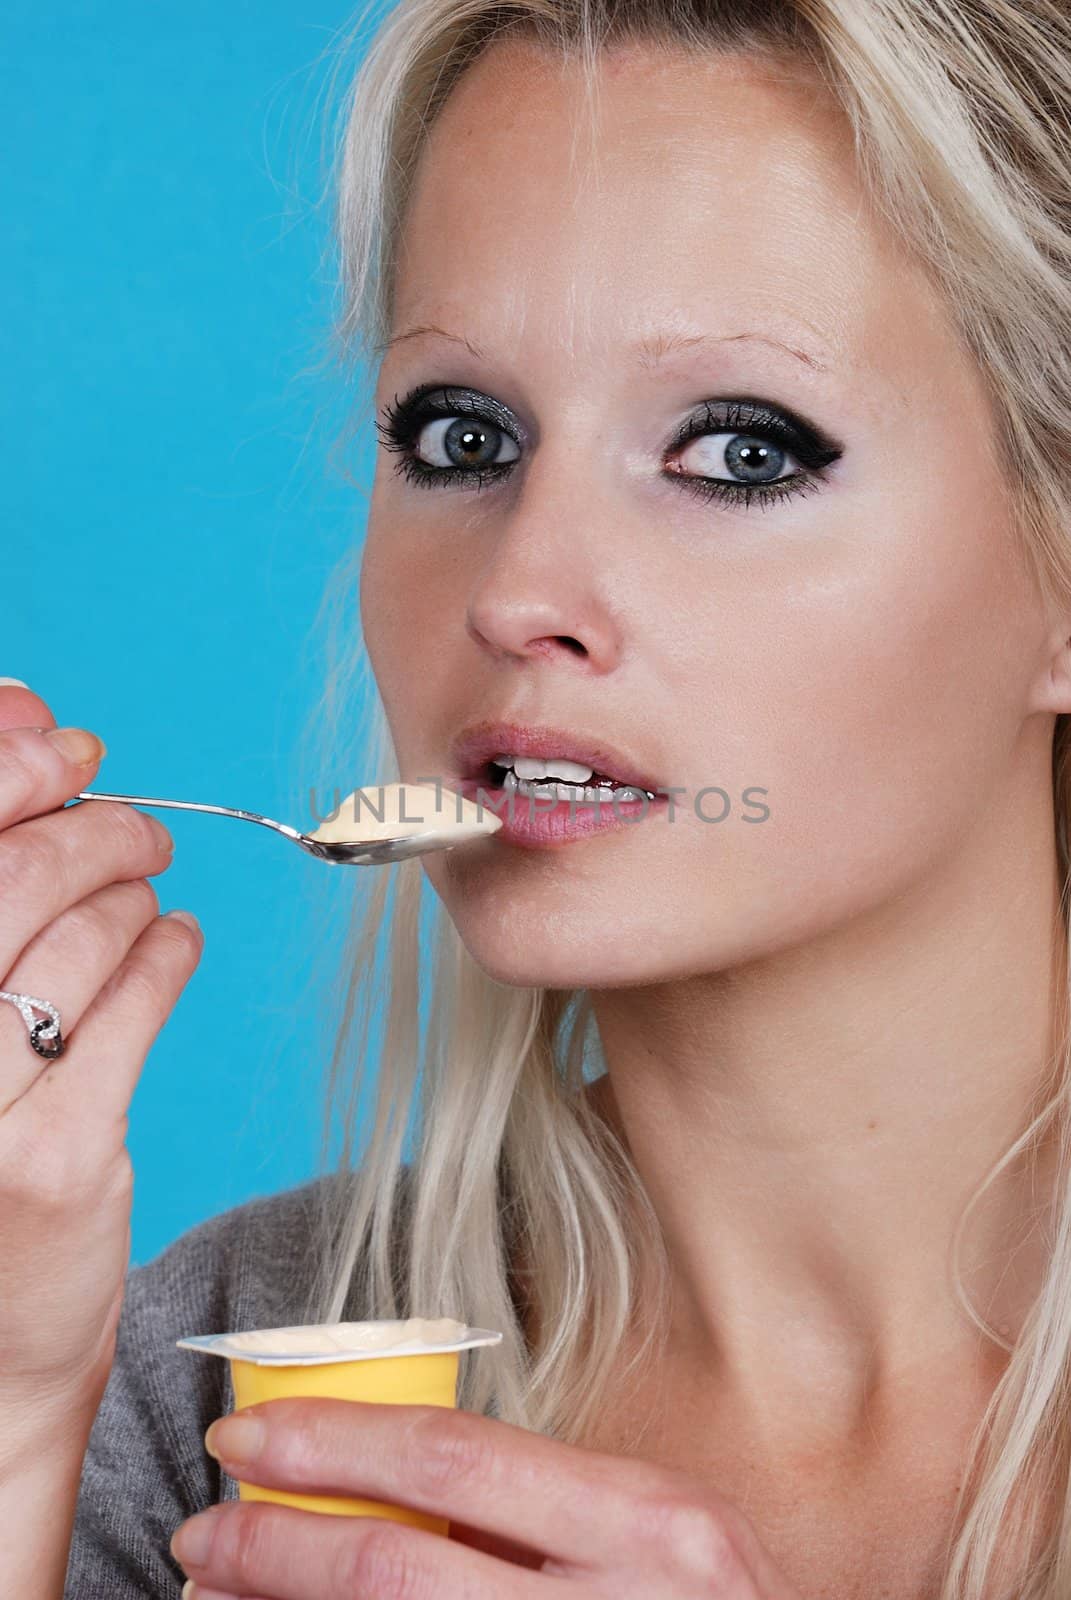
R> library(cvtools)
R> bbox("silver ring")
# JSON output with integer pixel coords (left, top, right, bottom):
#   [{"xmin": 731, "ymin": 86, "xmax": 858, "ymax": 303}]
[{"xmin": 0, "ymin": 991, "xmax": 66, "ymax": 1060}]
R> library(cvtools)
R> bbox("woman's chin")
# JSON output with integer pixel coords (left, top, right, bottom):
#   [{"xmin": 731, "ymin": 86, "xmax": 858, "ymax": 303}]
[{"xmin": 451, "ymin": 925, "xmax": 680, "ymax": 991}]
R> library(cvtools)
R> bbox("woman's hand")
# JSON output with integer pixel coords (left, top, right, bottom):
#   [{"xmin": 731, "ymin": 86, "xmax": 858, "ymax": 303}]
[
  {"xmin": 0, "ymin": 683, "xmax": 204, "ymax": 1463},
  {"xmin": 171, "ymin": 1396, "xmax": 803, "ymax": 1598}
]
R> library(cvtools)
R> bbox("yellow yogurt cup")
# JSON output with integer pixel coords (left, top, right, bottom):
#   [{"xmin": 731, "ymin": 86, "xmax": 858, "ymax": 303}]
[{"xmin": 177, "ymin": 1320, "xmax": 503, "ymax": 1533}]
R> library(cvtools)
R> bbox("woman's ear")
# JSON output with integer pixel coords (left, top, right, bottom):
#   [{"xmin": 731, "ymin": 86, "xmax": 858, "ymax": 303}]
[{"xmin": 1030, "ymin": 624, "xmax": 1071, "ymax": 715}]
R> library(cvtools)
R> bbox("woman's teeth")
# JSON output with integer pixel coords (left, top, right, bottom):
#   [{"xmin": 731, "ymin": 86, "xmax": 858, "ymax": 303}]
[
  {"xmin": 505, "ymin": 755, "xmax": 597, "ymax": 784},
  {"xmin": 488, "ymin": 753, "xmax": 654, "ymax": 804}
]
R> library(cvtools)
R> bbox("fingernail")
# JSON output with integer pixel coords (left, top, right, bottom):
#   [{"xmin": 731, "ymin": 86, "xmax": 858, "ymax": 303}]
[
  {"xmin": 182, "ymin": 1584, "xmax": 240, "ymax": 1600},
  {"xmin": 43, "ymin": 727, "xmax": 107, "ymax": 765},
  {"xmin": 165, "ymin": 910, "xmax": 201, "ymax": 934},
  {"xmin": 0, "ymin": 677, "xmax": 28, "ymax": 687},
  {"xmin": 205, "ymin": 1414, "xmax": 266, "ymax": 1464},
  {"xmin": 145, "ymin": 814, "xmax": 174, "ymax": 852},
  {"xmin": 171, "ymin": 1510, "xmax": 216, "ymax": 1567}
]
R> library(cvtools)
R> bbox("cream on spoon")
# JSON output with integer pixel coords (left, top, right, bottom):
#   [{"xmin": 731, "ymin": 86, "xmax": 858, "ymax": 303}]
[
  {"xmin": 303, "ymin": 781, "xmax": 502, "ymax": 861},
  {"xmin": 73, "ymin": 781, "xmax": 502, "ymax": 866}
]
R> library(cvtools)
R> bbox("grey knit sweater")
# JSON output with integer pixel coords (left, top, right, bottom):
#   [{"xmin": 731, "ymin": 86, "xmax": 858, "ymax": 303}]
[{"xmin": 63, "ymin": 1169, "xmax": 410, "ymax": 1598}]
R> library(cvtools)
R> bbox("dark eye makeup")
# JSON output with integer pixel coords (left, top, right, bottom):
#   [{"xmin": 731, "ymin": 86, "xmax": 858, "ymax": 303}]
[{"xmin": 375, "ymin": 382, "xmax": 845, "ymax": 511}]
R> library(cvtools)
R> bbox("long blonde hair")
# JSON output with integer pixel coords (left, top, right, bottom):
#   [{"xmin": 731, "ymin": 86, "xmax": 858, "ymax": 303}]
[{"xmin": 294, "ymin": 2, "xmax": 1071, "ymax": 1593}]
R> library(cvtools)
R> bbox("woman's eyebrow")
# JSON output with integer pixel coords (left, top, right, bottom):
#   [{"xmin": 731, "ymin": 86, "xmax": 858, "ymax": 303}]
[
  {"xmin": 374, "ymin": 323, "xmax": 485, "ymax": 360},
  {"xmin": 375, "ymin": 322, "xmax": 834, "ymax": 375},
  {"xmin": 634, "ymin": 328, "xmax": 832, "ymax": 375}
]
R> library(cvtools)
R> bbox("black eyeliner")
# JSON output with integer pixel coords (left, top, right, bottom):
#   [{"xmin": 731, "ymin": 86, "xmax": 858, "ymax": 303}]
[
  {"xmin": 377, "ymin": 383, "xmax": 523, "ymax": 447},
  {"xmin": 668, "ymin": 397, "xmax": 843, "ymax": 471},
  {"xmin": 375, "ymin": 382, "xmax": 845, "ymax": 506}
]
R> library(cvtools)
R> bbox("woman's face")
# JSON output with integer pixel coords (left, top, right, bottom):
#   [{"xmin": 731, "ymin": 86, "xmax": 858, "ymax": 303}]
[{"xmin": 360, "ymin": 38, "xmax": 1054, "ymax": 990}]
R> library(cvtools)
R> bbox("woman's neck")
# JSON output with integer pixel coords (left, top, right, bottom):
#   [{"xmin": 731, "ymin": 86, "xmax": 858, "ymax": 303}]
[{"xmin": 584, "ymin": 825, "xmax": 1068, "ymax": 1449}]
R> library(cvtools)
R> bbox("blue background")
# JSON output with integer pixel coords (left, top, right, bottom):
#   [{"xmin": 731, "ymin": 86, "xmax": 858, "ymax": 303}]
[{"xmin": 6, "ymin": 2, "xmax": 386, "ymax": 1266}]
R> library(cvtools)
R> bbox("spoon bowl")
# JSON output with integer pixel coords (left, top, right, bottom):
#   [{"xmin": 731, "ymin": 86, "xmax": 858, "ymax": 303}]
[{"xmin": 295, "ymin": 832, "xmax": 470, "ymax": 866}]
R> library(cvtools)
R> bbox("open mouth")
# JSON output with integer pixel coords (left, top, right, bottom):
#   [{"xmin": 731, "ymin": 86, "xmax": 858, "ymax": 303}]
[{"xmin": 478, "ymin": 758, "xmax": 658, "ymax": 804}]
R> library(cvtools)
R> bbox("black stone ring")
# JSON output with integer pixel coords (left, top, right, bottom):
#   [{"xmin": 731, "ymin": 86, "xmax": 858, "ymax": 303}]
[{"xmin": 0, "ymin": 991, "xmax": 66, "ymax": 1061}]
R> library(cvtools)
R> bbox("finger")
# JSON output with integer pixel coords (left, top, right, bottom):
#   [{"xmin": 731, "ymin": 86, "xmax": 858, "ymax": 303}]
[
  {"xmin": 0, "ymin": 793, "xmax": 174, "ymax": 980},
  {"xmin": 0, "ymin": 877, "xmax": 162, "ymax": 1110},
  {"xmin": 172, "ymin": 1502, "xmax": 553, "ymax": 1600},
  {"xmin": 13, "ymin": 904, "xmax": 204, "ymax": 1143},
  {"xmin": 0, "ymin": 680, "xmax": 58, "ymax": 733},
  {"xmin": 0, "ymin": 721, "xmax": 108, "ymax": 832},
  {"xmin": 201, "ymin": 1397, "xmax": 676, "ymax": 1572}
]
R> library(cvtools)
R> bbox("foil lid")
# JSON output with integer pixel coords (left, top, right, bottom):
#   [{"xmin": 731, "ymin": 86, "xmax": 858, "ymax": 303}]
[{"xmin": 176, "ymin": 1318, "xmax": 504, "ymax": 1367}]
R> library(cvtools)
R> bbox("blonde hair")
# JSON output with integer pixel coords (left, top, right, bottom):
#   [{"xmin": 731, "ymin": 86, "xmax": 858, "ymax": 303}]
[{"xmin": 293, "ymin": 2, "xmax": 1071, "ymax": 1593}]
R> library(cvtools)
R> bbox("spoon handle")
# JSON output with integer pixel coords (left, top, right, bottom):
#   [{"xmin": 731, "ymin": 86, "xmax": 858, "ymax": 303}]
[{"xmin": 73, "ymin": 791, "xmax": 305, "ymax": 844}]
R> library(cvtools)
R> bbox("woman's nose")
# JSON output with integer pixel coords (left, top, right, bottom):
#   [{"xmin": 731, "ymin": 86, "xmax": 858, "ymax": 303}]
[
  {"xmin": 464, "ymin": 556, "xmax": 623, "ymax": 672},
  {"xmin": 463, "ymin": 462, "xmax": 625, "ymax": 673}
]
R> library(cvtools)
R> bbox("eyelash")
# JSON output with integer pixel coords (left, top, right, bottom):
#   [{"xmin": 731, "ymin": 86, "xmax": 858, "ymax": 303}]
[{"xmin": 375, "ymin": 385, "xmax": 843, "ymax": 510}]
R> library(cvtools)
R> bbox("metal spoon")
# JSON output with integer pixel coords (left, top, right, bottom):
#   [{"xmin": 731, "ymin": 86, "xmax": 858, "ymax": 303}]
[{"xmin": 71, "ymin": 789, "xmax": 497, "ymax": 866}]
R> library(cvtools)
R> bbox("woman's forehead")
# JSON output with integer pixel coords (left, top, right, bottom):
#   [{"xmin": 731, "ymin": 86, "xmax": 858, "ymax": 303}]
[{"xmin": 389, "ymin": 40, "xmax": 944, "ymax": 380}]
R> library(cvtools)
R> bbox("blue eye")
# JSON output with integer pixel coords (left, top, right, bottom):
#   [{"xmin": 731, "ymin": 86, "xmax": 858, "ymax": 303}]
[
  {"xmin": 376, "ymin": 386, "xmax": 523, "ymax": 493},
  {"xmin": 375, "ymin": 385, "xmax": 842, "ymax": 509},
  {"xmin": 411, "ymin": 414, "xmax": 521, "ymax": 473},
  {"xmin": 661, "ymin": 398, "xmax": 842, "ymax": 511}
]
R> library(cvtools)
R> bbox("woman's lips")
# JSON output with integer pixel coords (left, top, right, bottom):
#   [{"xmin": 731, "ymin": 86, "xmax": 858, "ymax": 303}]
[
  {"xmin": 451, "ymin": 722, "xmax": 663, "ymax": 796},
  {"xmin": 454, "ymin": 774, "xmax": 668, "ymax": 848}
]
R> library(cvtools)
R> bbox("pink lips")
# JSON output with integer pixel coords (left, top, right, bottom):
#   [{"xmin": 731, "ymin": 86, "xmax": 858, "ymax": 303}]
[
  {"xmin": 450, "ymin": 719, "xmax": 662, "ymax": 794},
  {"xmin": 446, "ymin": 720, "xmax": 668, "ymax": 850}
]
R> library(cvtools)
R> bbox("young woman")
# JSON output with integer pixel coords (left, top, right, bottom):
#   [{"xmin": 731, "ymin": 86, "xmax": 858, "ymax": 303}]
[{"xmin": 7, "ymin": 1, "xmax": 1071, "ymax": 1596}]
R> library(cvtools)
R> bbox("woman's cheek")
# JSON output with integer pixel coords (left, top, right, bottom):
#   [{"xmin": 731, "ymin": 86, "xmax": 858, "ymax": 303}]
[
  {"xmin": 360, "ymin": 526, "xmax": 422, "ymax": 707},
  {"xmin": 753, "ymin": 636, "xmax": 998, "ymax": 916}
]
